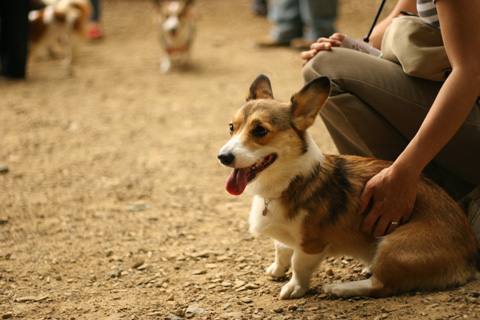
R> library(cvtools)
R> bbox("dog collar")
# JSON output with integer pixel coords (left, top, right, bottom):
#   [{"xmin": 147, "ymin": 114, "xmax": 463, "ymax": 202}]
[
  {"xmin": 262, "ymin": 198, "xmax": 271, "ymax": 216},
  {"xmin": 262, "ymin": 197, "xmax": 284, "ymax": 216},
  {"xmin": 166, "ymin": 45, "xmax": 189, "ymax": 54}
]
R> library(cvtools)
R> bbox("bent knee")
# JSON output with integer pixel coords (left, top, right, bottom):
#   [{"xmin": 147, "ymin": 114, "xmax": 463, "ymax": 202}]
[{"xmin": 302, "ymin": 48, "xmax": 354, "ymax": 84}]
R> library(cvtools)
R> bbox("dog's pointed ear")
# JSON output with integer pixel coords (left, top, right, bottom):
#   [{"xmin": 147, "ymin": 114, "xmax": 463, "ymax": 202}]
[
  {"xmin": 247, "ymin": 74, "xmax": 274, "ymax": 101},
  {"xmin": 291, "ymin": 76, "xmax": 331, "ymax": 131}
]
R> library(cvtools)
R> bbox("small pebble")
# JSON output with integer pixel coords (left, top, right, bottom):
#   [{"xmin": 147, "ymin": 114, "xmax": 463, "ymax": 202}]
[
  {"xmin": 2, "ymin": 312, "xmax": 13, "ymax": 319},
  {"xmin": 185, "ymin": 306, "xmax": 208, "ymax": 316},
  {"xmin": 192, "ymin": 269, "xmax": 206, "ymax": 275},
  {"xmin": 273, "ymin": 307, "xmax": 283, "ymax": 313},
  {"xmin": 126, "ymin": 203, "xmax": 150, "ymax": 212},
  {"xmin": 132, "ymin": 260, "xmax": 145, "ymax": 269},
  {"xmin": 0, "ymin": 163, "xmax": 8, "ymax": 174},
  {"xmin": 136, "ymin": 264, "xmax": 148, "ymax": 271},
  {"xmin": 15, "ymin": 296, "xmax": 37, "ymax": 303},
  {"xmin": 240, "ymin": 297, "xmax": 252, "ymax": 303}
]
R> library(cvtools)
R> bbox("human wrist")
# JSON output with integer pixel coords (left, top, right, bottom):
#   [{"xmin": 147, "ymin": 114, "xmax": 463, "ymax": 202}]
[{"xmin": 390, "ymin": 156, "xmax": 423, "ymax": 182}]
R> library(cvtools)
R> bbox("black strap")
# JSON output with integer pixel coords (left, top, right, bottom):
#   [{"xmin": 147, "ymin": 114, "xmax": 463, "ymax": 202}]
[{"xmin": 363, "ymin": 0, "xmax": 387, "ymax": 43}]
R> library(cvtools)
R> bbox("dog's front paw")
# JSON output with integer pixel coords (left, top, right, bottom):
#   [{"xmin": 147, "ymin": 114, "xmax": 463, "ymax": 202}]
[
  {"xmin": 279, "ymin": 279, "xmax": 308, "ymax": 300},
  {"xmin": 160, "ymin": 57, "xmax": 172, "ymax": 73},
  {"xmin": 266, "ymin": 262, "xmax": 288, "ymax": 278}
]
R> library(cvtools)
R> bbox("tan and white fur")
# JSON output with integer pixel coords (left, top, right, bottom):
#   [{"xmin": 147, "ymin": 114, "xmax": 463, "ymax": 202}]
[
  {"xmin": 218, "ymin": 74, "xmax": 480, "ymax": 299},
  {"xmin": 154, "ymin": 0, "xmax": 195, "ymax": 73},
  {"xmin": 28, "ymin": 0, "xmax": 91, "ymax": 68}
]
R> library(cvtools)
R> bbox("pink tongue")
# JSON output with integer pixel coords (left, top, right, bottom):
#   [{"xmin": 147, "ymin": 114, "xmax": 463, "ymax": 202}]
[{"xmin": 226, "ymin": 168, "xmax": 249, "ymax": 195}]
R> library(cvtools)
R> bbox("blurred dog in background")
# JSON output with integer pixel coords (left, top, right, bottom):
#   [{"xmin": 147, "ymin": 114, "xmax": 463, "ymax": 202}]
[
  {"xmin": 28, "ymin": 0, "xmax": 91, "ymax": 68},
  {"xmin": 154, "ymin": 0, "xmax": 195, "ymax": 73}
]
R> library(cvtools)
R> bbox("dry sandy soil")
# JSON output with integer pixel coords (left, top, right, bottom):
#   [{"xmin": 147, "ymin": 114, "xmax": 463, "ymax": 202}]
[{"xmin": 1, "ymin": 0, "xmax": 480, "ymax": 319}]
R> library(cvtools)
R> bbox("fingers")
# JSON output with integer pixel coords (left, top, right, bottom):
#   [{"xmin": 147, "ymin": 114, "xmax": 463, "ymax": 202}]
[
  {"xmin": 301, "ymin": 43, "xmax": 333, "ymax": 66},
  {"xmin": 359, "ymin": 182, "xmax": 405, "ymax": 236},
  {"xmin": 358, "ymin": 183, "xmax": 373, "ymax": 216},
  {"xmin": 361, "ymin": 205, "xmax": 403, "ymax": 237},
  {"xmin": 301, "ymin": 49, "xmax": 317, "ymax": 66},
  {"xmin": 300, "ymin": 33, "xmax": 346, "ymax": 66},
  {"xmin": 314, "ymin": 34, "xmax": 343, "ymax": 46},
  {"xmin": 358, "ymin": 166, "xmax": 418, "ymax": 237},
  {"xmin": 361, "ymin": 197, "xmax": 412, "ymax": 237},
  {"xmin": 300, "ymin": 49, "xmax": 317, "ymax": 61},
  {"xmin": 319, "ymin": 38, "xmax": 342, "ymax": 46},
  {"xmin": 360, "ymin": 205, "xmax": 380, "ymax": 234},
  {"xmin": 310, "ymin": 42, "xmax": 333, "ymax": 51},
  {"xmin": 329, "ymin": 33, "xmax": 345, "ymax": 41},
  {"xmin": 311, "ymin": 36, "xmax": 342, "ymax": 50},
  {"xmin": 314, "ymin": 33, "xmax": 344, "ymax": 44},
  {"xmin": 373, "ymin": 214, "xmax": 400, "ymax": 237},
  {"xmin": 386, "ymin": 220, "xmax": 401, "ymax": 234}
]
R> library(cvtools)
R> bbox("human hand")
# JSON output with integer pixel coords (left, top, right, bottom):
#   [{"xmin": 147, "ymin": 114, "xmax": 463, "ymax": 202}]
[
  {"xmin": 358, "ymin": 165, "xmax": 418, "ymax": 237},
  {"xmin": 301, "ymin": 33, "xmax": 345, "ymax": 66}
]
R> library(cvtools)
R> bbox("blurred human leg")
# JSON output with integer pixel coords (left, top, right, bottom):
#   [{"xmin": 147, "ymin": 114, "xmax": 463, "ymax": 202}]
[
  {"xmin": 264, "ymin": 0, "xmax": 303, "ymax": 45},
  {"xmin": 0, "ymin": 0, "xmax": 29, "ymax": 78},
  {"xmin": 300, "ymin": 0, "xmax": 337, "ymax": 41}
]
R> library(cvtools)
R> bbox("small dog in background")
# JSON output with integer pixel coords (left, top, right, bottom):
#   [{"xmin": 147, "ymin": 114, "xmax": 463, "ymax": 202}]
[
  {"xmin": 154, "ymin": 0, "xmax": 195, "ymax": 73},
  {"xmin": 28, "ymin": 0, "xmax": 91, "ymax": 68},
  {"xmin": 218, "ymin": 75, "xmax": 479, "ymax": 300}
]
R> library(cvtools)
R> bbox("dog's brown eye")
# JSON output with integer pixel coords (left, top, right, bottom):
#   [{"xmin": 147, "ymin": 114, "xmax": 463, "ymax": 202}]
[
  {"xmin": 229, "ymin": 123, "xmax": 234, "ymax": 134},
  {"xmin": 252, "ymin": 125, "xmax": 268, "ymax": 138}
]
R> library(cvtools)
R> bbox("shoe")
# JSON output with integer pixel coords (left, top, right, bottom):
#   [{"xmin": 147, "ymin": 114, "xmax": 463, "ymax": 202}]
[
  {"xmin": 0, "ymin": 66, "xmax": 26, "ymax": 79},
  {"xmin": 256, "ymin": 37, "xmax": 290, "ymax": 48},
  {"xmin": 88, "ymin": 23, "xmax": 104, "ymax": 40},
  {"xmin": 290, "ymin": 38, "xmax": 314, "ymax": 50},
  {"xmin": 459, "ymin": 186, "xmax": 480, "ymax": 242}
]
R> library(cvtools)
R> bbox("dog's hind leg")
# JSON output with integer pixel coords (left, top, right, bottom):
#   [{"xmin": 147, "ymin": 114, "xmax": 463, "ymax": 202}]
[
  {"xmin": 324, "ymin": 279, "xmax": 374, "ymax": 297},
  {"xmin": 279, "ymin": 250, "xmax": 324, "ymax": 299},
  {"xmin": 60, "ymin": 33, "xmax": 73, "ymax": 67},
  {"xmin": 324, "ymin": 276, "xmax": 396, "ymax": 298},
  {"xmin": 266, "ymin": 241, "xmax": 293, "ymax": 278}
]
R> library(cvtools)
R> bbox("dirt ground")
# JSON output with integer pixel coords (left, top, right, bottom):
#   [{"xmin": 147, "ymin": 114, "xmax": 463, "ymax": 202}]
[{"xmin": 1, "ymin": 0, "xmax": 480, "ymax": 319}]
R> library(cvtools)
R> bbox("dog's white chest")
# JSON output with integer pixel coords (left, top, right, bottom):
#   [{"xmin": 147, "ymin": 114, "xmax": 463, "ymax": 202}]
[{"xmin": 248, "ymin": 196, "xmax": 304, "ymax": 249}]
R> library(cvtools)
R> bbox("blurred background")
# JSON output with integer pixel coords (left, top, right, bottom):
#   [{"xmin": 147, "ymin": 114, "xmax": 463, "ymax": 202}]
[{"xmin": 7, "ymin": 2, "xmax": 475, "ymax": 320}]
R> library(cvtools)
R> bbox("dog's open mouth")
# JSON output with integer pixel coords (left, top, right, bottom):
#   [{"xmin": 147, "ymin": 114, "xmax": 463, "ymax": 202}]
[{"xmin": 226, "ymin": 154, "xmax": 277, "ymax": 196}]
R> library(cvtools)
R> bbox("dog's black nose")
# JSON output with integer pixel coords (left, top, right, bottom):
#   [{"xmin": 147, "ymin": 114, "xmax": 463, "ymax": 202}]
[{"xmin": 218, "ymin": 152, "xmax": 235, "ymax": 166}]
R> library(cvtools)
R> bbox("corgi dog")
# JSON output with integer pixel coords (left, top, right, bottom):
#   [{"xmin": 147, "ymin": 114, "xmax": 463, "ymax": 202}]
[
  {"xmin": 154, "ymin": 0, "xmax": 195, "ymax": 73},
  {"xmin": 218, "ymin": 74, "xmax": 480, "ymax": 299},
  {"xmin": 28, "ymin": 0, "xmax": 91, "ymax": 68}
]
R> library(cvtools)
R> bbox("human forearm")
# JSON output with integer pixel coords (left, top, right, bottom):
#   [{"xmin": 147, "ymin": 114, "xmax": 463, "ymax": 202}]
[
  {"xmin": 359, "ymin": 74, "xmax": 477, "ymax": 236},
  {"xmin": 395, "ymin": 0, "xmax": 480, "ymax": 178},
  {"xmin": 394, "ymin": 71, "xmax": 478, "ymax": 178}
]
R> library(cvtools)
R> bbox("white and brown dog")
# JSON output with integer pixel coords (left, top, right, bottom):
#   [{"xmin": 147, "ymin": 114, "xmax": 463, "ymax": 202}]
[
  {"xmin": 218, "ymin": 75, "xmax": 480, "ymax": 299},
  {"xmin": 154, "ymin": 0, "xmax": 195, "ymax": 73},
  {"xmin": 28, "ymin": 0, "xmax": 91, "ymax": 68}
]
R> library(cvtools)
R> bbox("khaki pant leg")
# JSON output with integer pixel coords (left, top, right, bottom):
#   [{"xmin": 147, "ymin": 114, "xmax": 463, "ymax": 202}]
[{"xmin": 302, "ymin": 48, "xmax": 480, "ymax": 199}]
